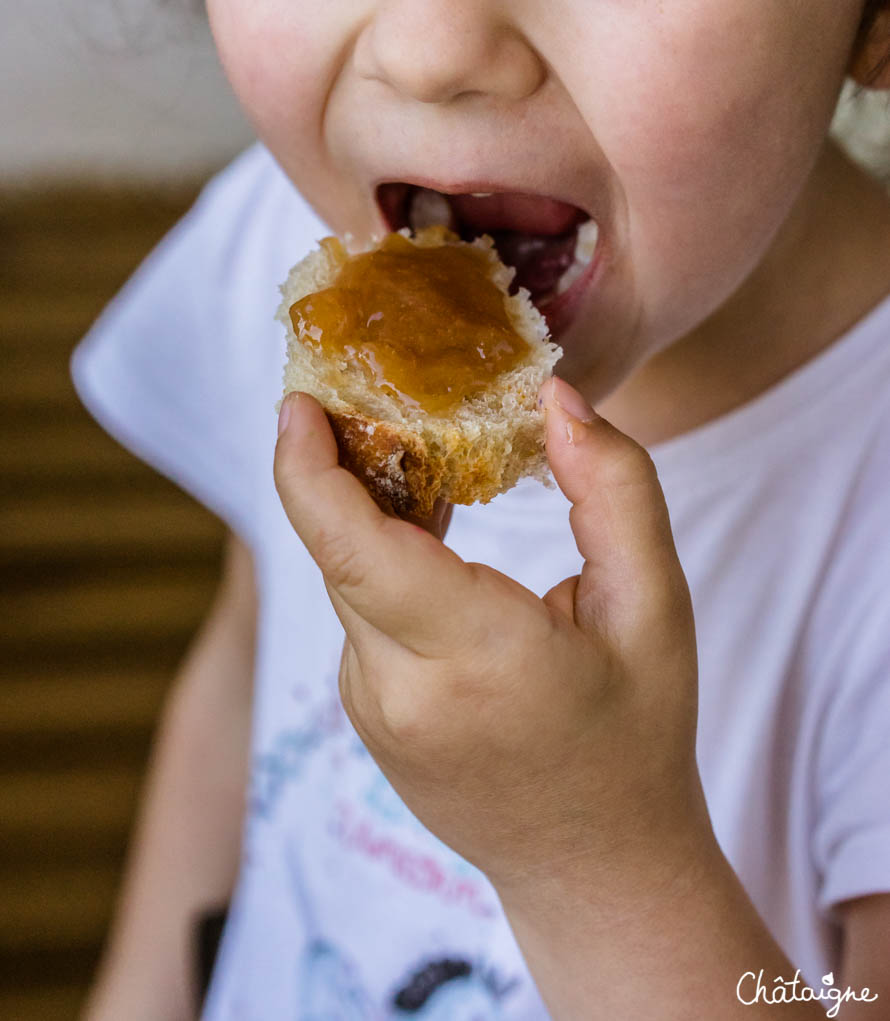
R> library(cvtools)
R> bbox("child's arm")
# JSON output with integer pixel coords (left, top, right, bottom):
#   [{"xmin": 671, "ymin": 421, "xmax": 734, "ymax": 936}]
[
  {"xmin": 837, "ymin": 896, "xmax": 890, "ymax": 1019},
  {"xmin": 273, "ymin": 382, "xmax": 829, "ymax": 1018},
  {"xmin": 81, "ymin": 532, "xmax": 257, "ymax": 1021}
]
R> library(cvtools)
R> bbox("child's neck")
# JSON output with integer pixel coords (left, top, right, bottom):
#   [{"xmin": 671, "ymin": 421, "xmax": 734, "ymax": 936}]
[{"xmin": 599, "ymin": 141, "xmax": 890, "ymax": 448}]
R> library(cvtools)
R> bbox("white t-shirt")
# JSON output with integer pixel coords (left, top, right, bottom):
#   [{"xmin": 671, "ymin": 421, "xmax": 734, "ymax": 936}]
[{"xmin": 72, "ymin": 144, "xmax": 890, "ymax": 1019}]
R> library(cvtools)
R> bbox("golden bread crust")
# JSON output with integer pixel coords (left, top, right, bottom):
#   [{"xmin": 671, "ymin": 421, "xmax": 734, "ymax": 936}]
[
  {"xmin": 328, "ymin": 408, "xmax": 549, "ymax": 520},
  {"xmin": 328, "ymin": 411, "xmax": 444, "ymax": 519}
]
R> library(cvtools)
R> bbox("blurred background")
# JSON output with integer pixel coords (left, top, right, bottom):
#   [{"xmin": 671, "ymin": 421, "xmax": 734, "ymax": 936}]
[
  {"xmin": 1, "ymin": 2, "xmax": 251, "ymax": 1018},
  {"xmin": 2, "ymin": 2, "xmax": 890, "ymax": 1019}
]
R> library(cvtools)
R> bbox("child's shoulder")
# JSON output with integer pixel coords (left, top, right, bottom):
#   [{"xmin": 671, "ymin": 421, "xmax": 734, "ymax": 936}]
[
  {"xmin": 70, "ymin": 145, "xmax": 327, "ymax": 545},
  {"xmin": 184, "ymin": 144, "xmax": 328, "ymax": 287}
]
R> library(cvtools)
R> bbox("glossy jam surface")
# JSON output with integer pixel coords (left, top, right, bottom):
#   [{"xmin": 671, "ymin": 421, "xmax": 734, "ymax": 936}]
[{"xmin": 289, "ymin": 233, "xmax": 528, "ymax": 414}]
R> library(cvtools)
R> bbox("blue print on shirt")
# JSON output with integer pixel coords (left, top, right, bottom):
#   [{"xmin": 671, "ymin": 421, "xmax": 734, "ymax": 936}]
[
  {"xmin": 250, "ymin": 725, "xmax": 326, "ymax": 818},
  {"xmin": 250, "ymin": 692, "xmax": 355, "ymax": 818},
  {"xmin": 298, "ymin": 939, "xmax": 377, "ymax": 1019}
]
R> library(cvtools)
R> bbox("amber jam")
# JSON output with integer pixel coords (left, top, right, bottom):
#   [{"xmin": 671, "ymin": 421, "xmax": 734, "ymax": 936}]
[{"xmin": 288, "ymin": 232, "xmax": 529, "ymax": 415}]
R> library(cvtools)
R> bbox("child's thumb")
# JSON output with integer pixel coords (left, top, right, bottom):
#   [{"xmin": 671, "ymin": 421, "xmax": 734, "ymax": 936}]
[{"xmin": 541, "ymin": 377, "xmax": 692, "ymax": 645}]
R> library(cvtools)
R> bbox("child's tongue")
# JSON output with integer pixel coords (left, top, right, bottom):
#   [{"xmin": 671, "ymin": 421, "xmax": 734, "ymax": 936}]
[
  {"xmin": 486, "ymin": 232, "xmax": 578, "ymax": 297},
  {"xmin": 447, "ymin": 192, "xmax": 584, "ymax": 235},
  {"xmin": 447, "ymin": 192, "xmax": 586, "ymax": 299}
]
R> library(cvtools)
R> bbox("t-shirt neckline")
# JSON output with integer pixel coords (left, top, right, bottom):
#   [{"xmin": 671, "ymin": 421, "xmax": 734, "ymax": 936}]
[
  {"xmin": 647, "ymin": 289, "xmax": 890, "ymax": 489},
  {"xmin": 487, "ymin": 288, "xmax": 890, "ymax": 519}
]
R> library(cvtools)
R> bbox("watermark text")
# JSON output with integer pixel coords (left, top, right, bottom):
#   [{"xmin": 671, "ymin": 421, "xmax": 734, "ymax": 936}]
[{"xmin": 737, "ymin": 970, "xmax": 878, "ymax": 1018}]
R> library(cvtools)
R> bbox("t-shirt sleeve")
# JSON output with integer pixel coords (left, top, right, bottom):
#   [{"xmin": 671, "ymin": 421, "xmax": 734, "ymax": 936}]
[
  {"xmin": 812, "ymin": 578, "xmax": 890, "ymax": 918},
  {"xmin": 71, "ymin": 146, "xmax": 318, "ymax": 547}
]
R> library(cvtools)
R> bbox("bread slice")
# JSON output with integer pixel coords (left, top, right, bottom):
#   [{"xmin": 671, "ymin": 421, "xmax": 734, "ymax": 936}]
[{"xmin": 277, "ymin": 227, "xmax": 562, "ymax": 519}]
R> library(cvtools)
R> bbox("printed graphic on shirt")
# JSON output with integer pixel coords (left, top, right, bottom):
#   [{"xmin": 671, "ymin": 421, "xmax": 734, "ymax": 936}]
[
  {"xmin": 236, "ymin": 670, "xmax": 533, "ymax": 1017},
  {"xmin": 391, "ymin": 957, "xmax": 520, "ymax": 1016},
  {"xmin": 286, "ymin": 839, "xmax": 524, "ymax": 1019},
  {"xmin": 296, "ymin": 942, "xmax": 519, "ymax": 1019},
  {"xmin": 250, "ymin": 693, "xmax": 349, "ymax": 819},
  {"xmin": 297, "ymin": 938, "xmax": 377, "ymax": 1018},
  {"xmin": 328, "ymin": 799, "xmax": 498, "ymax": 919},
  {"xmin": 250, "ymin": 686, "xmax": 500, "ymax": 919}
]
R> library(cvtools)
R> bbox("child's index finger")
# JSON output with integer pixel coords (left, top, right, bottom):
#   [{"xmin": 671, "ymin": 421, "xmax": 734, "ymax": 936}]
[{"xmin": 273, "ymin": 392, "xmax": 478, "ymax": 657}]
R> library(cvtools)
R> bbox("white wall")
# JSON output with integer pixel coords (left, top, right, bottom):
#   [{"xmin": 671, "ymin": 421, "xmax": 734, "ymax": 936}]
[{"xmin": 2, "ymin": 0, "xmax": 253, "ymax": 183}]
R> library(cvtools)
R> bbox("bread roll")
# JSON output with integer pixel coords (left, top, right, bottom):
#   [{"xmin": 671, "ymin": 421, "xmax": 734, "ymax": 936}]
[{"xmin": 277, "ymin": 226, "xmax": 562, "ymax": 519}]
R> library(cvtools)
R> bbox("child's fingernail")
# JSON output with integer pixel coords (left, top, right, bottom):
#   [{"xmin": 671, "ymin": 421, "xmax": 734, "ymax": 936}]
[
  {"xmin": 278, "ymin": 393, "xmax": 294, "ymax": 436},
  {"xmin": 552, "ymin": 376, "xmax": 597, "ymax": 423}
]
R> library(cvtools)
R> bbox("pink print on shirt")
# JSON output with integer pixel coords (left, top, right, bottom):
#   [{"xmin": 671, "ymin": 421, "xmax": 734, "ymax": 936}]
[{"xmin": 329, "ymin": 801, "xmax": 499, "ymax": 919}]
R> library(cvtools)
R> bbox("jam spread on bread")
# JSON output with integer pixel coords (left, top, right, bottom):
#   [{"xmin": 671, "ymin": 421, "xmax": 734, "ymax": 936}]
[{"xmin": 288, "ymin": 232, "xmax": 529, "ymax": 414}]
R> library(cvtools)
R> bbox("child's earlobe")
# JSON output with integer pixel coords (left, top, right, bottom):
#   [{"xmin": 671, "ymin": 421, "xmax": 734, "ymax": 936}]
[{"xmin": 850, "ymin": 5, "xmax": 890, "ymax": 88}]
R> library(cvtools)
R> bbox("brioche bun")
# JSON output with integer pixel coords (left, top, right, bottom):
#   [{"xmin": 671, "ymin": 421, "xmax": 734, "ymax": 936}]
[{"xmin": 277, "ymin": 227, "xmax": 562, "ymax": 519}]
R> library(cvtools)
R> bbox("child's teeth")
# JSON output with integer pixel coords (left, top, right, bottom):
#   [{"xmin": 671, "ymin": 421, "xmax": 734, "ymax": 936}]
[
  {"xmin": 556, "ymin": 220, "xmax": 599, "ymax": 294},
  {"xmin": 471, "ymin": 192, "xmax": 493, "ymax": 198},
  {"xmin": 409, "ymin": 188, "xmax": 454, "ymax": 231},
  {"xmin": 574, "ymin": 219, "xmax": 599, "ymax": 264}
]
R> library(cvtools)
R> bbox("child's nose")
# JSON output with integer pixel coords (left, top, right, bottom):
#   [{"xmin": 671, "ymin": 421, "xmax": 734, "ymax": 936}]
[{"xmin": 354, "ymin": 0, "xmax": 545, "ymax": 105}]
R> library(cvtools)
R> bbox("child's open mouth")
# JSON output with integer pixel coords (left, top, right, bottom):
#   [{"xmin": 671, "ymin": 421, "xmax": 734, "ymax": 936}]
[{"xmin": 377, "ymin": 183, "xmax": 599, "ymax": 335}]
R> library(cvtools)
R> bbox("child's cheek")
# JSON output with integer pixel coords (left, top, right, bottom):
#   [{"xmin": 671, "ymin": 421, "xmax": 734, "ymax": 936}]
[
  {"xmin": 593, "ymin": 1, "xmax": 847, "ymax": 197},
  {"xmin": 206, "ymin": 1, "xmax": 334, "ymax": 173},
  {"xmin": 571, "ymin": 1, "xmax": 857, "ymax": 334}
]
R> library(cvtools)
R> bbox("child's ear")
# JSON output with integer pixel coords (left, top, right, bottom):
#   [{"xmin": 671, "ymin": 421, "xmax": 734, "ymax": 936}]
[{"xmin": 850, "ymin": 6, "xmax": 890, "ymax": 87}]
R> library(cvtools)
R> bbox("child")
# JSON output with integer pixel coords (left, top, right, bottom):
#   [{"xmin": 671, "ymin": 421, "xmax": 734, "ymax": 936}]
[{"xmin": 74, "ymin": 1, "xmax": 890, "ymax": 1017}]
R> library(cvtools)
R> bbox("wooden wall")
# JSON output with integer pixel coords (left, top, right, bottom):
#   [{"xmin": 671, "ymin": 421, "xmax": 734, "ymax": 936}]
[{"xmin": 0, "ymin": 188, "xmax": 226, "ymax": 1019}]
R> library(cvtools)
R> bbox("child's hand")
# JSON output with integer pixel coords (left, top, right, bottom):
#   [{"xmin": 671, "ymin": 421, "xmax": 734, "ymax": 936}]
[{"xmin": 274, "ymin": 378, "xmax": 707, "ymax": 896}]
